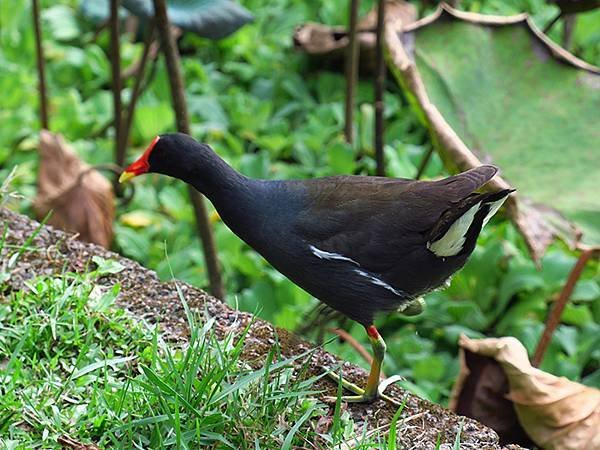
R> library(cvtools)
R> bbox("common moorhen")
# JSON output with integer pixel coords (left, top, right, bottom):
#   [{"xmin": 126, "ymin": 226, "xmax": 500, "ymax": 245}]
[{"xmin": 120, "ymin": 133, "xmax": 513, "ymax": 403}]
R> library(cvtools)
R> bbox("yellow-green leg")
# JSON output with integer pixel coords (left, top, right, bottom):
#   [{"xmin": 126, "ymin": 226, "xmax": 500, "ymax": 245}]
[{"xmin": 326, "ymin": 325, "xmax": 401, "ymax": 405}]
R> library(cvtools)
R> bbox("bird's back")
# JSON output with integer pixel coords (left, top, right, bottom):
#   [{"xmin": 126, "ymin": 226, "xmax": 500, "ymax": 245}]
[{"xmin": 217, "ymin": 166, "xmax": 512, "ymax": 325}]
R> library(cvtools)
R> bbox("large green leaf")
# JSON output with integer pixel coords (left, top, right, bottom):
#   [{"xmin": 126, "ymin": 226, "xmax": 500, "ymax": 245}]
[
  {"xmin": 80, "ymin": 0, "xmax": 129, "ymax": 24},
  {"xmin": 387, "ymin": 5, "xmax": 600, "ymax": 258},
  {"xmin": 123, "ymin": 0, "xmax": 253, "ymax": 39},
  {"xmin": 80, "ymin": 0, "xmax": 252, "ymax": 39}
]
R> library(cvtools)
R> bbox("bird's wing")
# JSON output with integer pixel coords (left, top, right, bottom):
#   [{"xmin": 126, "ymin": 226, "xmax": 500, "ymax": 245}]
[{"xmin": 295, "ymin": 165, "xmax": 499, "ymax": 274}]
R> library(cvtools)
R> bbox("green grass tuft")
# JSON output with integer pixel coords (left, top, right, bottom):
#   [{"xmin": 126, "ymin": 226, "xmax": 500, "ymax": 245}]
[{"xmin": 0, "ymin": 256, "xmax": 385, "ymax": 448}]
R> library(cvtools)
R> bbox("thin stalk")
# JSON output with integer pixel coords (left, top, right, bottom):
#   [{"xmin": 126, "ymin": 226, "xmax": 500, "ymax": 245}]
[
  {"xmin": 562, "ymin": 14, "xmax": 576, "ymax": 50},
  {"xmin": 120, "ymin": 27, "xmax": 161, "ymax": 83},
  {"xmin": 532, "ymin": 249, "xmax": 594, "ymax": 367},
  {"xmin": 110, "ymin": 0, "xmax": 125, "ymax": 191},
  {"xmin": 543, "ymin": 11, "xmax": 562, "ymax": 34},
  {"xmin": 91, "ymin": 43, "xmax": 160, "ymax": 141},
  {"xmin": 415, "ymin": 146, "xmax": 434, "ymax": 179},
  {"xmin": 32, "ymin": 0, "xmax": 49, "ymax": 130},
  {"xmin": 122, "ymin": 23, "xmax": 156, "ymax": 148},
  {"xmin": 152, "ymin": 0, "xmax": 224, "ymax": 299},
  {"xmin": 374, "ymin": 0, "xmax": 385, "ymax": 176},
  {"xmin": 344, "ymin": 0, "xmax": 360, "ymax": 144}
]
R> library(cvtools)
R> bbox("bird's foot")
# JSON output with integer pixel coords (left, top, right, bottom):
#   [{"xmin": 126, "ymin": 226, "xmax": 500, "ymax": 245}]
[
  {"xmin": 398, "ymin": 297, "xmax": 425, "ymax": 316},
  {"xmin": 323, "ymin": 368, "xmax": 404, "ymax": 406}
]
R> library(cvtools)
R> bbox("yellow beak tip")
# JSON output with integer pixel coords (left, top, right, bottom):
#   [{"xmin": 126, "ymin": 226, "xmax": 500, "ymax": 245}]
[{"xmin": 119, "ymin": 171, "xmax": 135, "ymax": 184}]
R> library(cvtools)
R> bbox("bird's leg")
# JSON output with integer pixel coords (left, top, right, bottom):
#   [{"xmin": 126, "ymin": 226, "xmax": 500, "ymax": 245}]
[
  {"xmin": 325, "ymin": 325, "xmax": 400, "ymax": 404},
  {"xmin": 362, "ymin": 325, "xmax": 386, "ymax": 399}
]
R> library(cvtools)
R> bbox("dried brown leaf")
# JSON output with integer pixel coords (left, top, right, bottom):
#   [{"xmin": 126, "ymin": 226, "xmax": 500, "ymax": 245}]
[
  {"xmin": 293, "ymin": 0, "xmax": 416, "ymax": 73},
  {"xmin": 451, "ymin": 335, "xmax": 600, "ymax": 450},
  {"xmin": 449, "ymin": 343, "xmax": 534, "ymax": 447},
  {"xmin": 34, "ymin": 130, "xmax": 114, "ymax": 248}
]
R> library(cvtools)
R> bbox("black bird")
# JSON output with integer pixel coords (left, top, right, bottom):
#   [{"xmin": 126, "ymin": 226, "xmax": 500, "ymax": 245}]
[{"xmin": 120, "ymin": 133, "xmax": 513, "ymax": 402}]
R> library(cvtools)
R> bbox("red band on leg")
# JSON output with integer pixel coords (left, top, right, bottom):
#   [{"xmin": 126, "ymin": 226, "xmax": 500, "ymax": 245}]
[{"xmin": 366, "ymin": 325, "xmax": 379, "ymax": 339}]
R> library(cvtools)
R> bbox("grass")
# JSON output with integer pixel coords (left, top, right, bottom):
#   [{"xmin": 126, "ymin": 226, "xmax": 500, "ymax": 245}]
[
  {"xmin": 0, "ymin": 174, "xmax": 422, "ymax": 449},
  {"xmin": 0, "ymin": 229, "xmax": 389, "ymax": 448},
  {"xmin": 0, "ymin": 270, "xmax": 320, "ymax": 448}
]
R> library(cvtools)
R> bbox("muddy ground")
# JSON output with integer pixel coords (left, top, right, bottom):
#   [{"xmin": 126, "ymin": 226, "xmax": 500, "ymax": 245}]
[{"xmin": 1, "ymin": 208, "xmax": 526, "ymax": 449}]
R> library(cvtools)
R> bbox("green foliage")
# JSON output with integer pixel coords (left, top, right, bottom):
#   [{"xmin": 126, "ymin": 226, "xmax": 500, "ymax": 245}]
[
  {"xmin": 0, "ymin": 265, "xmax": 370, "ymax": 448},
  {"xmin": 0, "ymin": 0, "xmax": 598, "ymax": 415}
]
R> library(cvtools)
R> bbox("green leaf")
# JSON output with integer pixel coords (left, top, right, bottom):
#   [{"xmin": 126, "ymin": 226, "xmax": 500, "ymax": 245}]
[
  {"xmin": 73, "ymin": 356, "xmax": 137, "ymax": 380},
  {"xmin": 43, "ymin": 5, "xmax": 80, "ymax": 41},
  {"xmin": 554, "ymin": 326, "xmax": 578, "ymax": 356},
  {"xmin": 133, "ymin": 102, "xmax": 175, "ymax": 143},
  {"xmin": 561, "ymin": 303, "xmax": 593, "ymax": 326},
  {"xmin": 493, "ymin": 267, "xmax": 544, "ymax": 320},
  {"xmin": 188, "ymin": 95, "xmax": 229, "ymax": 132},
  {"xmin": 92, "ymin": 256, "xmax": 125, "ymax": 275},
  {"xmin": 582, "ymin": 368, "xmax": 600, "ymax": 387},
  {"xmin": 540, "ymin": 252, "xmax": 577, "ymax": 289},
  {"xmin": 396, "ymin": 380, "xmax": 434, "ymax": 402},
  {"xmin": 123, "ymin": 0, "xmax": 253, "ymax": 39},
  {"xmin": 327, "ymin": 141, "xmax": 355, "ymax": 175},
  {"xmin": 239, "ymin": 151, "xmax": 270, "ymax": 179},
  {"xmin": 387, "ymin": 397, "xmax": 407, "ymax": 450},
  {"xmin": 80, "ymin": 0, "xmax": 129, "ymax": 23},
  {"xmin": 89, "ymin": 284, "xmax": 121, "ymax": 312},
  {"xmin": 399, "ymin": 9, "xmax": 600, "ymax": 248},
  {"xmin": 453, "ymin": 418, "xmax": 464, "ymax": 450},
  {"xmin": 281, "ymin": 403, "xmax": 318, "ymax": 450},
  {"xmin": 412, "ymin": 354, "xmax": 446, "ymax": 382},
  {"xmin": 571, "ymin": 279, "xmax": 600, "ymax": 302},
  {"xmin": 158, "ymin": 185, "xmax": 191, "ymax": 221},
  {"xmin": 385, "ymin": 145, "xmax": 416, "ymax": 179}
]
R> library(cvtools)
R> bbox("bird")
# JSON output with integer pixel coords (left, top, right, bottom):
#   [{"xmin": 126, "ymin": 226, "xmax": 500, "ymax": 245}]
[{"xmin": 120, "ymin": 132, "xmax": 514, "ymax": 403}]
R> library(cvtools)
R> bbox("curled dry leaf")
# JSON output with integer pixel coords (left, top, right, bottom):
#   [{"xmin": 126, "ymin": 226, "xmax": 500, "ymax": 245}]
[
  {"xmin": 450, "ymin": 335, "xmax": 600, "ymax": 450},
  {"xmin": 293, "ymin": 0, "xmax": 416, "ymax": 73},
  {"xmin": 34, "ymin": 130, "xmax": 114, "ymax": 248}
]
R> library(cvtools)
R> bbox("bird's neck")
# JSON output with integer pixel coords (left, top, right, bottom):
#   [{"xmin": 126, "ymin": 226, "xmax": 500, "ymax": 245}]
[
  {"xmin": 182, "ymin": 152, "xmax": 270, "ymax": 241},
  {"xmin": 181, "ymin": 151, "xmax": 249, "ymax": 201}
]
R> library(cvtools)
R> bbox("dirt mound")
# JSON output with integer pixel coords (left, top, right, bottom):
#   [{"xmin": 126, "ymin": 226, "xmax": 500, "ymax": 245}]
[{"xmin": 1, "ymin": 208, "xmax": 525, "ymax": 449}]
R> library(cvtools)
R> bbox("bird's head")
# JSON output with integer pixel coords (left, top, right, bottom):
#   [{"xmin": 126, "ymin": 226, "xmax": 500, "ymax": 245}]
[
  {"xmin": 119, "ymin": 133, "xmax": 241, "ymax": 195},
  {"xmin": 119, "ymin": 133, "xmax": 220, "ymax": 185}
]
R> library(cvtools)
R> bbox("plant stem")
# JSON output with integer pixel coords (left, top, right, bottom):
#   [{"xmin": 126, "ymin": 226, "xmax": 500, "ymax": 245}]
[
  {"xmin": 374, "ymin": 0, "xmax": 385, "ymax": 176},
  {"xmin": 110, "ymin": 0, "xmax": 125, "ymax": 191},
  {"xmin": 122, "ymin": 23, "xmax": 156, "ymax": 149},
  {"xmin": 562, "ymin": 14, "xmax": 576, "ymax": 50},
  {"xmin": 32, "ymin": 0, "xmax": 49, "ymax": 130},
  {"xmin": 415, "ymin": 146, "xmax": 434, "ymax": 179},
  {"xmin": 543, "ymin": 11, "xmax": 562, "ymax": 34},
  {"xmin": 532, "ymin": 249, "xmax": 594, "ymax": 367},
  {"xmin": 152, "ymin": 0, "xmax": 224, "ymax": 299},
  {"xmin": 344, "ymin": 0, "xmax": 360, "ymax": 144}
]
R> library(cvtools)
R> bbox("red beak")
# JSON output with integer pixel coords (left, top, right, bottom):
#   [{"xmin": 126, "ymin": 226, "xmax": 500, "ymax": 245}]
[{"xmin": 119, "ymin": 136, "xmax": 160, "ymax": 183}]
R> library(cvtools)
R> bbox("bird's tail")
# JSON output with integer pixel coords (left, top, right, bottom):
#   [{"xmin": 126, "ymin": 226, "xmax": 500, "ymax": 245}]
[{"xmin": 427, "ymin": 189, "xmax": 514, "ymax": 258}]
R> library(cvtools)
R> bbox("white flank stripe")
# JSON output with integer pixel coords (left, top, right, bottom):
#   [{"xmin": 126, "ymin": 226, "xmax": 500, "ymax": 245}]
[
  {"xmin": 309, "ymin": 245, "xmax": 359, "ymax": 265},
  {"xmin": 427, "ymin": 202, "xmax": 481, "ymax": 257},
  {"xmin": 354, "ymin": 269, "xmax": 404, "ymax": 297},
  {"xmin": 481, "ymin": 196, "xmax": 508, "ymax": 229}
]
